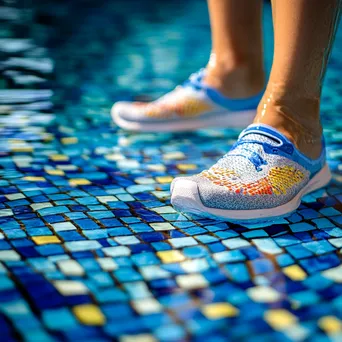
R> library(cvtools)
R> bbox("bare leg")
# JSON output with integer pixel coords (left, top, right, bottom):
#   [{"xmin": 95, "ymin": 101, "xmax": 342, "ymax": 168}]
[
  {"xmin": 255, "ymin": 0, "xmax": 341, "ymax": 159},
  {"xmin": 203, "ymin": 0, "xmax": 265, "ymax": 98}
]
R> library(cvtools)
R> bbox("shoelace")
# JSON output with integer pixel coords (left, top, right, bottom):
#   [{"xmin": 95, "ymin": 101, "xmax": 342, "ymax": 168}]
[
  {"xmin": 224, "ymin": 140, "xmax": 268, "ymax": 172},
  {"xmin": 182, "ymin": 69, "xmax": 205, "ymax": 88},
  {"xmin": 156, "ymin": 69, "xmax": 205, "ymax": 104}
]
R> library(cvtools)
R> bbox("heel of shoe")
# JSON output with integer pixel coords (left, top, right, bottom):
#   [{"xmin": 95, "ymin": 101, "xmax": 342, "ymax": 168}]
[{"xmin": 304, "ymin": 164, "xmax": 332, "ymax": 196}]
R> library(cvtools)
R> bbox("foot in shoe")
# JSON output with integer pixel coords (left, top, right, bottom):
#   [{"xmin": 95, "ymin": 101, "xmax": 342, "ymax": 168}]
[
  {"xmin": 171, "ymin": 123, "xmax": 331, "ymax": 222},
  {"xmin": 111, "ymin": 69, "xmax": 263, "ymax": 132}
]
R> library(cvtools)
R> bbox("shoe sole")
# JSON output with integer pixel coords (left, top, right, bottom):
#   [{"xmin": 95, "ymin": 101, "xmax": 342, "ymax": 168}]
[
  {"xmin": 171, "ymin": 164, "xmax": 332, "ymax": 222},
  {"xmin": 111, "ymin": 106, "xmax": 256, "ymax": 132}
]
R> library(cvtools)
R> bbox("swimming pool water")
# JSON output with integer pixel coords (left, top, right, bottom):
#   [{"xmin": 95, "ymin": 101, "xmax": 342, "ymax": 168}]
[{"xmin": 0, "ymin": 1, "xmax": 342, "ymax": 341}]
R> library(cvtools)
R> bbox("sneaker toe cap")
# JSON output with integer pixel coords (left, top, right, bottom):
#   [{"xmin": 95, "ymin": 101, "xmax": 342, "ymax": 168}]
[
  {"xmin": 111, "ymin": 101, "xmax": 136, "ymax": 121},
  {"xmin": 171, "ymin": 175, "xmax": 285, "ymax": 211}
]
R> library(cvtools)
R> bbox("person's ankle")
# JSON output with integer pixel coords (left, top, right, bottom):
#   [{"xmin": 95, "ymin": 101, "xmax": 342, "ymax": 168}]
[
  {"xmin": 254, "ymin": 97, "xmax": 322, "ymax": 159},
  {"xmin": 203, "ymin": 55, "xmax": 265, "ymax": 99}
]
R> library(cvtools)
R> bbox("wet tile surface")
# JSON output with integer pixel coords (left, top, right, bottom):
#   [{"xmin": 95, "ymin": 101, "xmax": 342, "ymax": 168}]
[{"xmin": 0, "ymin": 1, "xmax": 342, "ymax": 341}]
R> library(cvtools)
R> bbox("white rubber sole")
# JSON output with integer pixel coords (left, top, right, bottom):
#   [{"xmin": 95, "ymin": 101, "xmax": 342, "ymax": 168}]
[
  {"xmin": 111, "ymin": 106, "xmax": 256, "ymax": 132},
  {"xmin": 171, "ymin": 164, "xmax": 332, "ymax": 222}
]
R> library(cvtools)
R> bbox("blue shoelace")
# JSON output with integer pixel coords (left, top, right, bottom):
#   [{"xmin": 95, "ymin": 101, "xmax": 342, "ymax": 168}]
[{"xmin": 227, "ymin": 140, "xmax": 268, "ymax": 172}]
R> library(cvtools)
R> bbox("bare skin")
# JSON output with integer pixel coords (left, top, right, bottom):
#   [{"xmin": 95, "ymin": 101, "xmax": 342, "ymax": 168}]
[
  {"xmin": 204, "ymin": 0, "xmax": 340, "ymax": 159},
  {"xmin": 203, "ymin": 0, "xmax": 265, "ymax": 99},
  {"xmin": 254, "ymin": 0, "xmax": 341, "ymax": 159}
]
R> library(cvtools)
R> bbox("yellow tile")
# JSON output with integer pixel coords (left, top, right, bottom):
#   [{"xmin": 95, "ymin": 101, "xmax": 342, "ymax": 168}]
[
  {"xmin": 318, "ymin": 316, "xmax": 342, "ymax": 334},
  {"xmin": 157, "ymin": 250, "xmax": 185, "ymax": 263},
  {"xmin": 177, "ymin": 164, "xmax": 197, "ymax": 171},
  {"xmin": 283, "ymin": 265, "xmax": 307, "ymax": 281},
  {"xmin": 163, "ymin": 151, "xmax": 185, "ymax": 160},
  {"xmin": 32, "ymin": 236, "xmax": 61, "ymax": 245},
  {"xmin": 11, "ymin": 146, "xmax": 33, "ymax": 152},
  {"xmin": 73, "ymin": 304, "xmax": 105, "ymax": 326},
  {"xmin": 23, "ymin": 176, "xmax": 46, "ymax": 182},
  {"xmin": 9, "ymin": 139, "xmax": 23, "ymax": 144},
  {"xmin": 264, "ymin": 309, "xmax": 297, "ymax": 330},
  {"xmin": 202, "ymin": 303, "xmax": 239, "ymax": 319},
  {"xmin": 43, "ymin": 133, "xmax": 54, "ymax": 142},
  {"xmin": 46, "ymin": 169, "xmax": 65, "ymax": 176},
  {"xmin": 50, "ymin": 154, "xmax": 69, "ymax": 161},
  {"xmin": 147, "ymin": 164, "xmax": 166, "ymax": 172},
  {"xmin": 134, "ymin": 177, "xmax": 155, "ymax": 185},
  {"xmin": 155, "ymin": 176, "xmax": 173, "ymax": 184},
  {"xmin": 69, "ymin": 179, "xmax": 91, "ymax": 186},
  {"xmin": 61, "ymin": 137, "xmax": 78, "ymax": 145},
  {"xmin": 120, "ymin": 334, "xmax": 156, "ymax": 342}
]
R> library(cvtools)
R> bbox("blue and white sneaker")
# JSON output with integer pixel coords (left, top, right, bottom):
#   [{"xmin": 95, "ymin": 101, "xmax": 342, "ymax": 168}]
[
  {"xmin": 111, "ymin": 70, "xmax": 262, "ymax": 132},
  {"xmin": 171, "ymin": 123, "xmax": 331, "ymax": 222}
]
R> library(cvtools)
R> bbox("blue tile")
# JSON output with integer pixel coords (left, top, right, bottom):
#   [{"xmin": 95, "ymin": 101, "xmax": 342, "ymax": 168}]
[
  {"xmin": 1, "ymin": 2, "xmax": 342, "ymax": 341},
  {"xmin": 302, "ymin": 240, "xmax": 335, "ymax": 255}
]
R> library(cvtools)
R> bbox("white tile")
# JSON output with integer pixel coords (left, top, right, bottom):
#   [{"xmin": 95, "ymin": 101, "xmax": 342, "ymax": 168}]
[
  {"xmin": 57, "ymin": 260, "xmax": 84, "ymax": 276},
  {"xmin": 247, "ymin": 286, "xmax": 282, "ymax": 303},
  {"xmin": 0, "ymin": 250, "xmax": 20, "ymax": 261},
  {"xmin": 51, "ymin": 222, "xmax": 76, "ymax": 232},
  {"xmin": 176, "ymin": 274, "xmax": 208, "ymax": 289},
  {"xmin": 54, "ymin": 280, "xmax": 88, "ymax": 295},
  {"xmin": 132, "ymin": 298, "xmax": 162, "ymax": 314}
]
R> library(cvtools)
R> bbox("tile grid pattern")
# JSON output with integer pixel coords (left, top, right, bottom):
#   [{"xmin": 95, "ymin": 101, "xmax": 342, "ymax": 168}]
[{"xmin": 0, "ymin": 1, "xmax": 342, "ymax": 341}]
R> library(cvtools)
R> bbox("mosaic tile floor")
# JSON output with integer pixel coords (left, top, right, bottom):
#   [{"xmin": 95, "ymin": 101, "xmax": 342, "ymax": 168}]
[{"xmin": 0, "ymin": 1, "xmax": 342, "ymax": 341}]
